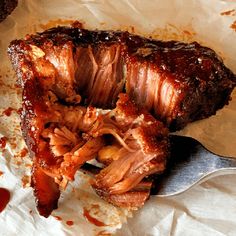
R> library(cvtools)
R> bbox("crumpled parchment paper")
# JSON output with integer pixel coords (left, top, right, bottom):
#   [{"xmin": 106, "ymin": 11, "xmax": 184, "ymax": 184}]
[{"xmin": 0, "ymin": 0, "xmax": 236, "ymax": 235}]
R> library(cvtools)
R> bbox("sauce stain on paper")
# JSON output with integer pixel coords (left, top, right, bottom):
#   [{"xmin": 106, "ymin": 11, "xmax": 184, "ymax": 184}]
[
  {"xmin": 2, "ymin": 107, "xmax": 15, "ymax": 116},
  {"xmin": 53, "ymin": 215, "xmax": 62, "ymax": 221},
  {"xmin": 220, "ymin": 9, "xmax": 235, "ymax": 16},
  {"xmin": 19, "ymin": 147, "xmax": 28, "ymax": 158},
  {"xmin": 230, "ymin": 21, "xmax": 236, "ymax": 32},
  {"xmin": 66, "ymin": 220, "xmax": 74, "ymax": 226},
  {"xmin": 0, "ymin": 137, "xmax": 7, "ymax": 149},
  {"xmin": 96, "ymin": 231, "xmax": 112, "ymax": 236},
  {"xmin": 21, "ymin": 175, "xmax": 31, "ymax": 188},
  {"xmin": 83, "ymin": 208, "xmax": 107, "ymax": 227},
  {"xmin": 39, "ymin": 19, "xmax": 84, "ymax": 31}
]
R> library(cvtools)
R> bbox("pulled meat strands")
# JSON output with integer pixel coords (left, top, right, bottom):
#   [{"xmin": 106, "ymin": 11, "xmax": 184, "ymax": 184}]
[
  {"xmin": 51, "ymin": 94, "xmax": 169, "ymax": 204},
  {"xmin": 8, "ymin": 26, "xmax": 236, "ymax": 131},
  {"xmin": 89, "ymin": 94, "xmax": 169, "ymax": 206},
  {"xmin": 61, "ymin": 137, "xmax": 105, "ymax": 181},
  {"xmin": 81, "ymin": 163, "xmax": 154, "ymax": 207}
]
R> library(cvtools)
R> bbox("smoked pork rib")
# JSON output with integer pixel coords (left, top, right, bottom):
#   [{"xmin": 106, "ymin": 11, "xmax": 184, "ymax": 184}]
[{"xmin": 8, "ymin": 26, "xmax": 236, "ymax": 130}]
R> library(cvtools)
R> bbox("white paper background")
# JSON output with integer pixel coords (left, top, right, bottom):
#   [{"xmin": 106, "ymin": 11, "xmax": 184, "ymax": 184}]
[{"xmin": 0, "ymin": 0, "xmax": 236, "ymax": 235}]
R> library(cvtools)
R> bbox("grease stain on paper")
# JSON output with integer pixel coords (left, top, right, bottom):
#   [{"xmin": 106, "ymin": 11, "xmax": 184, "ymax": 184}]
[
  {"xmin": 230, "ymin": 20, "xmax": 236, "ymax": 31},
  {"xmin": 221, "ymin": 9, "xmax": 236, "ymax": 16},
  {"xmin": 21, "ymin": 175, "xmax": 31, "ymax": 188},
  {"xmin": 39, "ymin": 19, "xmax": 84, "ymax": 30}
]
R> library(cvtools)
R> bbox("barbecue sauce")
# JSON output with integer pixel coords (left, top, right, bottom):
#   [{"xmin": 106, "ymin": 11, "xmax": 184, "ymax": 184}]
[
  {"xmin": 66, "ymin": 220, "xmax": 74, "ymax": 226},
  {"xmin": 54, "ymin": 215, "xmax": 62, "ymax": 221},
  {"xmin": 0, "ymin": 137, "xmax": 7, "ymax": 149},
  {"xmin": 2, "ymin": 107, "xmax": 15, "ymax": 116},
  {"xmin": 0, "ymin": 188, "xmax": 10, "ymax": 212},
  {"xmin": 83, "ymin": 208, "xmax": 106, "ymax": 227}
]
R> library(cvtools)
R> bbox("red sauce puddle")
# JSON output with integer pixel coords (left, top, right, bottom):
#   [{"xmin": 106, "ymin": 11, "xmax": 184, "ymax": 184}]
[
  {"xmin": 66, "ymin": 220, "xmax": 74, "ymax": 226},
  {"xmin": 2, "ymin": 107, "xmax": 15, "ymax": 117},
  {"xmin": 0, "ymin": 137, "xmax": 7, "ymax": 149},
  {"xmin": 54, "ymin": 215, "xmax": 62, "ymax": 221},
  {"xmin": 83, "ymin": 208, "xmax": 106, "ymax": 227},
  {"xmin": 19, "ymin": 147, "xmax": 28, "ymax": 158},
  {"xmin": 0, "ymin": 188, "xmax": 10, "ymax": 212}
]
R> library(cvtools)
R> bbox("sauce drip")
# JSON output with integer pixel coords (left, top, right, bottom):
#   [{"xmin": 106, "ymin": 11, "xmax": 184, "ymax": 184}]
[
  {"xmin": 2, "ymin": 107, "xmax": 15, "ymax": 116},
  {"xmin": 83, "ymin": 208, "xmax": 106, "ymax": 227},
  {"xmin": 0, "ymin": 188, "xmax": 10, "ymax": 212},
  {"xmin": 220, "ymin": 9, "xmax": 236, "ymax": 16},
  {"xmin": 0, "ymin": 137, "xmax": 7, "ymax": 149},
  {"xmin": 66, "ymin": 220, "xmax": 74, "ymax": 226},
  {"xmin": 19, "ymin": 147, "xmax": 28, "ymax": 158},
  {"xmin": 54, "ymin": 215, "xmax": 62, "ymax": 221}
]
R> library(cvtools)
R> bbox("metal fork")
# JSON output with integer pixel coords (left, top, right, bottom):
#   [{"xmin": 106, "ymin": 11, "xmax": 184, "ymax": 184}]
[{"xmin": 154, "ymin": 135, "xmax": 236, "ymax": 196}]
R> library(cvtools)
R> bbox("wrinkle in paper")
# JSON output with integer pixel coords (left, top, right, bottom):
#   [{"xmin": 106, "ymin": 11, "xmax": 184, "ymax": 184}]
[{"xmin": 0, "ymin": 0, "xmax": 236, "ymax": 235}]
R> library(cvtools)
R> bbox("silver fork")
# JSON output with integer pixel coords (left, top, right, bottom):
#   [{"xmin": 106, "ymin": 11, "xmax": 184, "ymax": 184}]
[{"xmin": 154, "ymin": 135, "xmax": 236, "ymax": 196}]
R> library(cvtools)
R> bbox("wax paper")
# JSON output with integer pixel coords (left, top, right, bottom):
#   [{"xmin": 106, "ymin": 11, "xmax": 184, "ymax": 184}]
[{"xmin": 0, "ymin": 0, "xmax": 236, "ymax": 235}]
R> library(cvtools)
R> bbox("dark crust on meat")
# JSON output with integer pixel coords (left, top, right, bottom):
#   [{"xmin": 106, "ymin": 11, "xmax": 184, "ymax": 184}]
[
  {"xmin": 0, "ymin": 0, "xmax": 18, "ymax": 22},
  {"xmin": 8, "ymin": 39, "xmax": 62, "ymax": 216},
  {"xmin": 8, "ymin": 26, "xmax": 236, "ymax": 131},
  {"xmin": 31, "ymin": 165, "xmax": 60, "ymax": 217}
]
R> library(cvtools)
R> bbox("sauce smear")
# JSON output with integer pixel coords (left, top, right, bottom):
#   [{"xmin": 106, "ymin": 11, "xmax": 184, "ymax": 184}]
[
  {"xmin": 19, "ymin": 147, "xmax": 28, "ymax": 158},
  {"xmin": 66, "ymin": 220, "xmax": 74, "ymax": 226},
  {"xmin": 0, "ymin": 188, "xmax": 10, "ymax": 212},
  {"xmin": 220, "ymin": 9, "xmax": 235, "ymax": 16},
  {"xmin": 231, "ymin": 20, "xmax": 236, "ymax": 32},
  {"xmin": 83, "ymin": 208, "xmax": 106, "ymax": 227},
  {"xmin": 2, "ymin": 107, "xmax": 15, "ymax": 116},
  {"xmin": 54, "ymin": 215, "xmax": 62, "ymax": 221},
  {"xmin": 0, "ymin": 137, "xmax": 7, "ymax": 149}
]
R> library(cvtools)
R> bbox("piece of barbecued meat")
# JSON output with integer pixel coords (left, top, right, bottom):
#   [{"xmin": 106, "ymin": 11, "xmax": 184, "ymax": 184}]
[
  {"xmin": 5, "ymin": 35, "xmax": 170, "ymax": 218},
  {"xmin": 8, "ymin": 26, "xmax": 236, "ymax": 131}
]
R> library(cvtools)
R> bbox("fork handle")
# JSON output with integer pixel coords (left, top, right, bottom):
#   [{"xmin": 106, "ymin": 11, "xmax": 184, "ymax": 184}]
[{"xmin": 214, "ymin": 155, "xmax": 236, "ymax": 169}]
